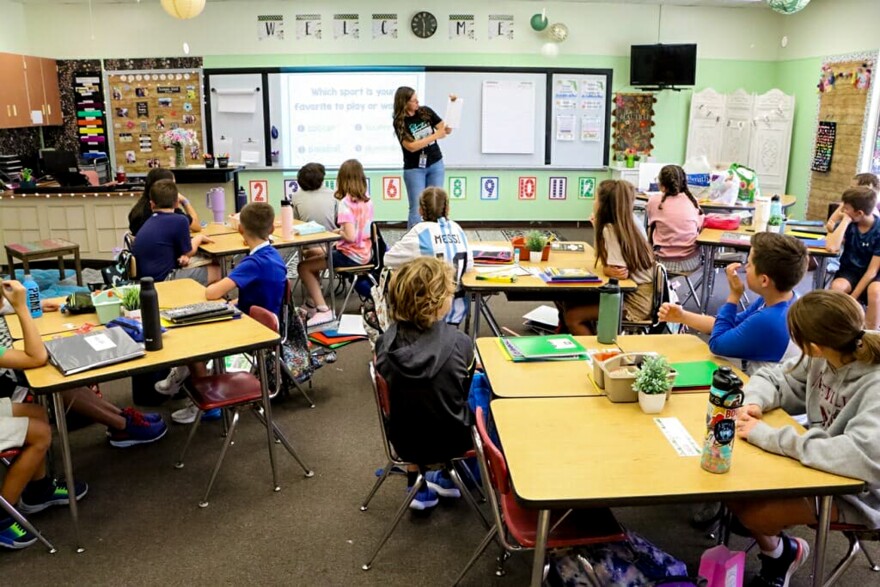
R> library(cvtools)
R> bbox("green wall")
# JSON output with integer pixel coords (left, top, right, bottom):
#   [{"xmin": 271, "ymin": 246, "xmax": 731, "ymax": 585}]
[{"xmin": 213, "ymin": 53, "xmax": 780, "ymax": 222}]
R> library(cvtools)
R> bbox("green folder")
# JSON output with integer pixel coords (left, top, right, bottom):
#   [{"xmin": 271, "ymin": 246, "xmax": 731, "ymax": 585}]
[
  {"xmin": 500, "ymin": 335, "xmax": 587, "ymax": 362},
  {"xmin": 669, "ymin": 360, "xmax": 719, "ymax": 389}
]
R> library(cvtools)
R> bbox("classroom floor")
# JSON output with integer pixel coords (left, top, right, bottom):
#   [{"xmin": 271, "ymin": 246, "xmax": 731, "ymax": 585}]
[{"xmin": 1, "ymin": 228, "xmax": 874, "ymax": 586}]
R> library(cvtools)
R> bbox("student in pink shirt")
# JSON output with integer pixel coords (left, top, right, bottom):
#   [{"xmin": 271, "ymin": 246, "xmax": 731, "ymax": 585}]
[
  {"xmin": 647, "ymin": 165, "xmax": 704, "ymax": 273},
  {"xmin": 297, "ymin": 159, "xmax": 374, "ymax": 327}
]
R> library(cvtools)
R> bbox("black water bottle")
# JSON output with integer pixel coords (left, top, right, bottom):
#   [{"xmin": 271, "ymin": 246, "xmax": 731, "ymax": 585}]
[
  {"xmin": 139, "ymin": 277, "xmax": 163, "ymax": 351},
  {"xmin": 235, "ymin": 186, "xmax": 247, "ymax": 212}
]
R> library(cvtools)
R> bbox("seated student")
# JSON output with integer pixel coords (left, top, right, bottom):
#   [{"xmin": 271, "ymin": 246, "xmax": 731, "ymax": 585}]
[
  {"xmin": 658, "ymin": 232, "xmax": 808, "ymax": 373},
  {"xmin": 156, "ymin": 202, "xmax": 288, "ymax": 425},
  {"xmin": 298, "ymin": 159, "xmax": 374, "ymax": 327},
  {"xmin": 647, "ymin": 165, "xmax": 704, "ymax": 274},
  {"xmin": 128, "ymin": 168, "xmax": 201, "ymax": 236},
  {"xmin": 826, "ymin": 186, "xmax": 880, "ymax": 329},
  {"xmin": 825, "ymin": 172, "xmax": 880, "ymax": 232},
  {"xmin": 0, "ymin": 280, "xmax": 88, "ymax": 549},
  {"xmin": 564, "ymin": 180, "xmax": 655, "ymax": 335},
  {"xmin": 131, "ymin": 179, "xmax": 218, "ymax": 285},
  {"xmin": 729, "ymin": 290, "xmax": 880, "ymax": 587},
  {"xmin": 292, "ymin": 162, "xmax": 337, "ymax": 232},
  {"xmin": 384, "ymin": 187, "xmax": 473, "ymax": 325},
  {"xmin": 376, "ymin": 257, "xmax": 474, "ymax": 510}
]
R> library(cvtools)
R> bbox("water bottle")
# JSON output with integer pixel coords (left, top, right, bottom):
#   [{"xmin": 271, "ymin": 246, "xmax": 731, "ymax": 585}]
[
  {"xmin": 139, "ymin": 277, "xmax": 162, "ymax": 351},
  {"xmin": 700, "ymin": 366, "xmax": 744, "ymax": 474},
  {"xmin": 22, "ymin": 273, "xmax": 42, "ymax": 318},
  {"xmin": 596, "ymin": 278, "xmax": 621, "ymax": 344},
  {"xmin": 235, "ymin": 186, "xmax": 247, "ymax": 212},
  {"xmin": 513, "ymin": 247, "xmax": 521, "ymax": 266},
  {"xmin": 280, "ymin": 198, "xmax": 294, "ymax": 240},
  {"xmin": 770, "ymin": 194, "xmax": 782, "ymax": 220}
]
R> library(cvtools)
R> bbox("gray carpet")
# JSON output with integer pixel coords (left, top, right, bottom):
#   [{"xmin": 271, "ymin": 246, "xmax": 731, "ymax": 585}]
[{"xmin": 2, "ymin": 227, "xmax": 877, "ymax": 586}]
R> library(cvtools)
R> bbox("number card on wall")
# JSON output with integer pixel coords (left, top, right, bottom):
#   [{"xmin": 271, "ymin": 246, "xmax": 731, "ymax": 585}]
[
  {"xmin": 518, "ymin": 176, "xmax": 536, "ymax": 200},
  {"xmin": 284, "ymin": 179, "xmax": 299, "ymax": 200},
  {"xmin": 480, "ymin": 176, "xmax": 499, "ymax": 200},
  {"xmin": 549, "ymin": 177, "xmax": 567, "ymax": 200},
  {"xmin": 249, "ymin": 180, "xmax": 268, "ymax": 203},
  {"xmin": 449, "ymin": 177, "xmax": 467, "ymax": 199},
  {"xmin": 324, "ymin": 178, "xmax": 336, "ymax": 190},
  {"xmin": 383, "ymin": 176, "xmax": 401, "ymax": 200},
  {"xmin": 578, "ymin": 177, "xmax": 596, "ymax": 199}
]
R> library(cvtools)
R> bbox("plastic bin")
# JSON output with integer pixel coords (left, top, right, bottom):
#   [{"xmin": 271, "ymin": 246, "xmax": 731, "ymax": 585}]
[{"xmin": 91, "ymin": 289, "xmax": 122, "ymax": 324}]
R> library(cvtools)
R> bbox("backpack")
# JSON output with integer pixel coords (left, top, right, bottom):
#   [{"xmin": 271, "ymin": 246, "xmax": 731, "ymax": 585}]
[
  {"xmin": 649, "ymin": 263, "xmax": 681, "ymax": 335},
  {"xmin": 102, "ymin": 232, "xmax": 136, "ymax": 287},
  {"xmin": 361, "ymin": 266, "xmax": 392, "ymax": 349}
]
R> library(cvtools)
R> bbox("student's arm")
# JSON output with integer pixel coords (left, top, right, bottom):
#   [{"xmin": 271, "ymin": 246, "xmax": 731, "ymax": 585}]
[
  {"xmin": 851, "ymin": 255, "xmax": 880, "ymax": 300},
  {"xmin": 708, "ymin": 299, "xmax": 766, "ymax": 359},
  {"xmin": 825, "ymin": 214, "xmax": 851, "ymax": 254},
  {"xmin": 399, "ymin": 109, "xmax": 450, "ymax": 152},
  {"xmin": 601, "ymin": 227, "xmax": 630, "ymax": 279},
  {"xmin": 383, "ymin": 228, "xmax": 421, "ymax": 268},
  {"xmin": 0, "ymin": 281, "xmax": 48, "ymax": 369},
  {"xmin": 187, "ymin": 232, "xmax": 213, "ymax": 257},
  {"xmin": 178, "ymin": 194, "xmax": 201, "ymax": 233},
  {"xmin": 742, "ymin": 356, "xmax": 809, "ymax": 414},
  {"xmin": 825, "ymin": 203, "xmax": 845, "ymax": 233},
  {"xmin": 657, "ymin": 303, "xmax": 715, "ymax": 334},
  {"xmin": 205, "ymin": 277, "xmax": 237, "ymax": 301}
]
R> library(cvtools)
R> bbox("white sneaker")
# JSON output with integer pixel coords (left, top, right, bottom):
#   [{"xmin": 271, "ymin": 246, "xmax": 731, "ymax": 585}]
[
  {"xmin": 155, "ymin": 366, "xmax": 190, "ymax": 396},
  {"xmin": 171, "ymin": 402, "xmax": 200, "ymax": 424}
]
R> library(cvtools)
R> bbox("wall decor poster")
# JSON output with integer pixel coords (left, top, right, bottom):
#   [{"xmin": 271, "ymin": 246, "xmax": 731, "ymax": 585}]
[
  {"xmin": 448, "ymin": 176, "xmax": 466, "ymax": 199},
  {"xmin": 480, "ymin": 176, "xmax": 499, "ymax": 200},
  {"xmin": 257, "ymin": 15, "xmax": 285, "ymax": 41},
  {"xmin": 488, "ymin": 15, "xmax": 514, "ymax": 40},
  {"xmin": 296, "ymin": 14, "xmax": 322, "ymax": 39},
  {"xmin": 449, "ymin": 14, "xmax": 475, "ymax": 40},
  {"xmin": 611, "ymin": 93, "xmax": 656, "ymax": 154},
  {"xmin": 578, "ymin": 177, "xmax": 596, "ymax": 199},
  {"xmin": 284, "ymin": 179, "xmax": 299, "ymax": 200},
  {"xmin": 249, "ymin": 180, "xmax": 269, "ymax": 203},
  {"xmin": 333, "ymin": 14, "xmax": 359, "ymax": 39},
  {"xmin": 382, "ymin": 176, "xmax": 401, "ymax": 200},
  {"xmin": 518, "ymin": 176, "xmax": 537, "ymax": 200},
  {"xmin": 549, "ymin": 177, "xmax": 567, "ymax": 200},
  {"xmin": 811, "ymin": 121, "xmax": 837, "ymax": 173},
  {"xmin": 74, "ymin": 72, "xmax": 109, "ymax": 156},
  {"xmin": 372, "ymin": 13, "xmax": 397, "ymax": 39}
]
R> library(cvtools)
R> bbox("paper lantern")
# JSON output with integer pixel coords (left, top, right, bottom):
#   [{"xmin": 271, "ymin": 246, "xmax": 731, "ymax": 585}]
[
  {"xmin": 530, "ymin": 12, "xmax": 549, "ymax": 32},
  {"xmin": 548, "ymin": 23, "xmax": 568, "ymax": 43},
  {"xmin": 767, "ymin": 0, "xmax": 811, "ymax": 14},
  {"xmin": 540, "ymin": 43, "xmax": 559, "ymax": 58},
  {"xmin": 161, "ymin": 0, "xmax": 206, "ymax": 20}
]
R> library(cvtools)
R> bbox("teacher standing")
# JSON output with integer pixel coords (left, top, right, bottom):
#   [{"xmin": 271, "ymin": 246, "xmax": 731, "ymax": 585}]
[{"xmin": 393, "ymin": 86, "xmax": 451, "ymax": 229}]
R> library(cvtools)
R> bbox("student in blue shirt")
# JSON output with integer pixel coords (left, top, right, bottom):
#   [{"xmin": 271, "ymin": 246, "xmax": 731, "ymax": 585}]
[
  {"xmin": 156, "ymin": 202, "xmax": 288, "ymax": 424},
  {"xmin": 826, "ymin": 186, "xmax": 880, "ymax": 330},
  {"xmin": 659, "ymin": 232, "xmax": 808, "ymax": 373}
]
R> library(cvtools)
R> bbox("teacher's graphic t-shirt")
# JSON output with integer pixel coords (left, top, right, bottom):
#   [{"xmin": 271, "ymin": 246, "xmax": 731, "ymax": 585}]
[{"xmin": 398, "ymin": 107, "xmax": 443, "ymax": 170}]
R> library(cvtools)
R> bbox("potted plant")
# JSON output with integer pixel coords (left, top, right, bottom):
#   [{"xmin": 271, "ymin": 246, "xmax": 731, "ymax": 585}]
[
  {"xmin": 767, "ymin": 215, "xmax": 784, "ymax": 233},
  {"xmin": 624, "ymin": 148, "xmax": 640, "ymax": 169},
  {"xmin": 203, "ymin": 153, "xmax": 215, "ymax": 168},
  {"xmin": 20, "ymin": 168, "xmax": 36, "ymax": 188},
  {"xmin": 217, "ymin": 153, "xmax": 230, "ymax": 168},
  {"xmin": 115, "ymin": 285, "xmax": 141, "ymax": 320},
  {"xmin": 525, "ymin": 230, "xmax": 548, "ymax": 263},
  {"xmin": 632, "ymin": 355, "xmax": 673, "ymax": 414}
]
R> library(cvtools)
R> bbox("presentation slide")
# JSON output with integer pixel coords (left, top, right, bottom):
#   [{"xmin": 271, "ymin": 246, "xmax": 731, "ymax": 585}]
[{"xmin": 281, "ymin": 71, "xmax": 425, "ymax": 169}]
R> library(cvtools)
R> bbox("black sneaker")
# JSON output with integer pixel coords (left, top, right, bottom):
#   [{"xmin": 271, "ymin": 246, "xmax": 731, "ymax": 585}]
[
  {"xmin": 0, "ymin": 517, "xmax": 37, "ymax": 550},
  {"xmin": 18, "ymin": 477, "xmax": 89, "ymax": 514},
  {"xmin": 751, "ymin": 535, "xmax": 810, "ymax": 587}
]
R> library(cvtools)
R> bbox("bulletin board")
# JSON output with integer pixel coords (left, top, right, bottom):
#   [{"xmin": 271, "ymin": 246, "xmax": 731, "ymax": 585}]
[{"xmin": 104, "ymin": 69, "xmax": 206, "ymax": 176}]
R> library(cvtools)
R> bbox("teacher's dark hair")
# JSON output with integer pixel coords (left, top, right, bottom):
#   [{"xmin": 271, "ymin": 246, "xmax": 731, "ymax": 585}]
[
  {"xmin": 129, "ymin": 167, "xmax": 174, "ymax": 234},
  {"xmin": 392, "ymin": 86, "xmax": 430, "ymax": 143}
]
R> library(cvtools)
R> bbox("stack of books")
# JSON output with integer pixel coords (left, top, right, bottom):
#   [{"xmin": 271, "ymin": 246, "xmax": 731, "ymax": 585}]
[{"xmin": 538, "ymin": 267, "xmax": 602, "ymax": 284}]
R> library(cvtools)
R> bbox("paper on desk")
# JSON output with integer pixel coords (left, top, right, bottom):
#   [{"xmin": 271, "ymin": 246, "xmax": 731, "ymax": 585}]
[
  {"xmin": 444, "ymin": 96, "xmax": 463, "ymax": 129},
  {"xmin": 522, "ymin": 305, "xmax": 560, "ymax": 327},
  {"xmin": 337, "ymin": 314, "xmax": 367, "ymax": 336},
  {"xmin": 654, "ymin": 417, "xmax": 702, "ymax": 457},
  {"xmin": 475, "ymin": 266, "xmax": 531, "ymax": 276}
]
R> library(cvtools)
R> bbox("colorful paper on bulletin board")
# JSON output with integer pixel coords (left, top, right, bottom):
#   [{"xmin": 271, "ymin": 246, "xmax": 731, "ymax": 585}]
[
  {"xmin": 611, "ymin": 93, "xmax": 656, "ymax": 153},
  {"xmin": 811, "ymin": 121, "xmax": 836, "ymax": 173},
  {"xmin": 74, "ymin": 72, "xmax": 109, "ymax": 156}
]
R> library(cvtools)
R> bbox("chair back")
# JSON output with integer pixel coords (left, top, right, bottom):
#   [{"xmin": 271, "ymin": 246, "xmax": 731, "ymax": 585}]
[
  {"xmin": 369, "ymin": 361, "xmax": 400, "ymax": 464},
  {"xmin": 371, "ymin": 222, "xmax": 388, "ymax": 272},
  {"xmin": 474, "ymin": 407, "xmax": 510, "ymax": 495},
  {"xmin": 249, "ymin": 305, "xmax": 279, "ymax": 333}
]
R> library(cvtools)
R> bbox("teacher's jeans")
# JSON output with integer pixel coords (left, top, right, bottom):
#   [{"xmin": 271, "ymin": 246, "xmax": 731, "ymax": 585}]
[{"xmin": 403, "ymin": 159, "xmax": 445, "ymax": 229}]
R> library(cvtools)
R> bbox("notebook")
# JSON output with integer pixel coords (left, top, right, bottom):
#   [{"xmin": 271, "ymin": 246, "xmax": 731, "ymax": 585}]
[
  {"xmin": 45, "ymin": 328, "xmax": 145, "ymax": 375},
  {"xmin": 541, "ymin": 267, "xmax": 602, "ymax": 283},
  {"xmin": 499, "ymin": 335, "xmax": 587, "ymax": 362},
  {"xmin": 160, "ymin": 301, "xmax": 237, "ymax": 325},
  {"xmin": 669, "ymin": 360, "xmax": 719, "ymax": 389}
]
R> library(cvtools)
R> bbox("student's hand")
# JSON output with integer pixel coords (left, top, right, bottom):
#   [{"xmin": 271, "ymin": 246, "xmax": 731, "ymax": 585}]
[
  {"xmin": 449, "ymin": 94, "xmax": 458, "ymax": 101},
  {"xmin": 1, "ymin": 280, "xmax": 27, "ymax": 310},
  {"xmin": 41, "ymin": 300, "xmax": 61, "ymax": 313},
  {"xmin": 736, "ymin": 411, "xmax": 761, "ymax": 440},
  {"xmin": 178, "ymin": 194, "xmax": 190, "ymax": 207},
  {"xmin": 825, "ymin": 203, "xmax": 844, "ymax": 232},
  {"xmin": 604, "ymin": 265, "xmax": 629, "ymax": 280},
  {"xmin": 741, "ymin": 403, "xmax": 763, "ymax": 419},
  {"xmin": 725, "ymin": 263, "xmax": 745, "ymax": 301},
  {"xmin": 178, "ymin": 254, "xmax": 191, "ymax": 267},
  {"xmin": 198, "ymin": 234, "xmax": 214, "ymax": 245},
  {"xmin": 658, "ymin": 302, "xmax": 683, "ymax": 323}
]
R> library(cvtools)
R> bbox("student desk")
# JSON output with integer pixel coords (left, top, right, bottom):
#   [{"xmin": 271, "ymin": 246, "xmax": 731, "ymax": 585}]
[
  {"xmin": 21, "ymin": 304, "xmax": 282, "ymax": 552},
  {"xmin": 461, "ymin": 242, "xmax": 636, "ymax": 341},
  {"xmin": 476, "ymin": 334, "xmax": 744, "ymax": 399},
  {"xmin": 696, "ymin": 227, "xmax": 837, "ymax": 311},
  {"xmin": 4, "ymin": 279, "xmax": 207, "ymax": 339},
  {"xmin": 636, "ymin": 193, "xmax": 797, "ymax": 215},
  {"xmin": 201, "ymin": 222, "xmax": 240, "ymax": 237},
  {"xmin": 491, "ymin": 394, "xmax": 865, "ymax": 587}
]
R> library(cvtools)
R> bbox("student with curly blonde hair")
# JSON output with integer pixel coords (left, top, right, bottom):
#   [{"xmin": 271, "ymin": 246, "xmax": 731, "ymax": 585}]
[{"xmin": 375, "ymin": 257, "xmax": 475, "ymax": 510}]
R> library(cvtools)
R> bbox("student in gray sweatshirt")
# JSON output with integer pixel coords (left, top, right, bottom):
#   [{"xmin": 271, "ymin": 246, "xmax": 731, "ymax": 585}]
[{"xmin": 728, "ymin": 290, "xmax": 880, "ymax": 587}]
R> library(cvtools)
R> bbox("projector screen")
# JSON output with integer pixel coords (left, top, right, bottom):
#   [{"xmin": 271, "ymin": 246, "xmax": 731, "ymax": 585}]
[{"xmin": 280, "ymin": 71, "xmax": 425, "ymax": 169}]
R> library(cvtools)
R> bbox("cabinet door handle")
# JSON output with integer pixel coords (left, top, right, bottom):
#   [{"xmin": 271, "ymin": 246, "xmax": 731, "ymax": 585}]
[
  {"xmin": 47, "ymin": 104, "xmax": 52, "ymax": 116},
  {"xmin": 5, "ymin": 105, "xmax": 10, "ymax": 117},
  {"xmin": 41, "ymin": 105, "xmax": 46, "ymax": 115},
  {"xmin": 12, "ymin": 105, "xmax": 17, "ymax": 116}
]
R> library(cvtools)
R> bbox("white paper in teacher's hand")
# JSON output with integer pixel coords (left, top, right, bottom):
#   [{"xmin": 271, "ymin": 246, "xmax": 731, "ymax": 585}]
[{"xmin": 444, "ymin": 97, "xmax": 463, "ymax": 129}]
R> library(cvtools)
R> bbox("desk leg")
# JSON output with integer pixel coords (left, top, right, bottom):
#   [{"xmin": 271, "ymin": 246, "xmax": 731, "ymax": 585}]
[
  {"xmin": 57, "ymin": 255, "xmax": 66, "ymax": 284},
  {"xmin": 52, "ymin": 393, "xmax": 84, "ymax": 552},
  {"xmin": 73, "ymin": 249, "xmax": 83, "ymax": 286},
  {"xmin": 326, "ymin": 242, "xmax": 336, "ymax": 320},
  {"xmin": 257, "ymin": 348, "xmax": 280, "ymax": 492},
  {"xmin": 699, "ymin": 246, "xmax": 717, "ymax": 314},
  {"xmin": 530, "ymin": 509, "xmax": 550, "ymax": 587},
  {"xmin": 813, "ymin": 257, "xmax": 828, "ymax": 290},
  {"xmin": 471, "ymin": 293, "xmax": 483, "ymax": 343},
  {"xmin": 811, "ymin": 495, "xmax": 833, "ymax": 587}
]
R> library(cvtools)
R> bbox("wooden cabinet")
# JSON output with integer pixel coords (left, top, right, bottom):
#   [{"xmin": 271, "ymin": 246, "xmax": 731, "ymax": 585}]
[
  {"xmin": 0, "ymin": 52, "xmax": 31, "ymax": 128},
  {"xmin": 0, "ymin": 52, "xmax": 62, "ymax": 129}
]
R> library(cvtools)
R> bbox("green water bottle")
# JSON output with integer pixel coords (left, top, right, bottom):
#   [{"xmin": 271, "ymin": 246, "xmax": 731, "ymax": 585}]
[{"xmin": 597, "ymin": 278, "xmax": 621, "ymax": 344}]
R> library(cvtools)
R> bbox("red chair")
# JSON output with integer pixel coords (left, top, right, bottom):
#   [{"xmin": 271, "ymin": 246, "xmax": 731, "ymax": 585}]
[
  {"xmin": 174, "ymin": 305, "xmax": 314, "ymax": 507},
  {"xmin": 452, "ymin": 407, "xmax": 627, "ymax": 584},
  {"xmin": 817, "ymin": 523, "xmax": 880, "ymax": 586},
  {"xmin": 0, "ymin": 449, "xmax": 56, "ymax": 553},
  {"xmin": 361, "ymin": 361, "xmax": 489, "ymax": 572}
]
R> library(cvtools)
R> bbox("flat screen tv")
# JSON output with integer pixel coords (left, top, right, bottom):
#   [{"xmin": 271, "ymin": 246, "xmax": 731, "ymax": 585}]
[{"xmin": 630, "ymin": 44, "xmax": 697, "ymax": 88}]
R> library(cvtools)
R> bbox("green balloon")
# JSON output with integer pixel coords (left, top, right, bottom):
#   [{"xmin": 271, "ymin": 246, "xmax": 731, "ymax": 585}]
[{"xmin": 530, "ymin": 13, "xmax": 548, "ymax": 32}]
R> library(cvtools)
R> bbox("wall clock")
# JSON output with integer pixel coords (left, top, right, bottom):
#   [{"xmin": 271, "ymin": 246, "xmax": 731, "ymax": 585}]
[{"xmin": 411, "ymin": 11, "xmax": 437, "ymax": 39}]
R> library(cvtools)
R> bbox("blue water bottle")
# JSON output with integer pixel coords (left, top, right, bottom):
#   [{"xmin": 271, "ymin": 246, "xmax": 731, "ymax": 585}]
[
  {"xmin": 770, "ymin": 194, "xmax": 782, "ymax": 220},
  {"xmin": 22, "ymin": 274, "xmax": 42, "ymax": 318},
  {"xmin": 700, "ymin": 367, "xmax": 744, "ymax": 474}
]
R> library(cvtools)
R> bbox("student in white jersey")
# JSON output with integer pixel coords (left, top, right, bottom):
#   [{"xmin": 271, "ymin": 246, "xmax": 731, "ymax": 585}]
[{"xmin": 384, "ymin": 187, "xmax": 473, "ymax": 325}]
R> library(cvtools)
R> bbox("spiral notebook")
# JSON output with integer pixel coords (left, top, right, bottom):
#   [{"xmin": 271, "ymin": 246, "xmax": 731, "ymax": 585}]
[{"xmin": 45, "ymin": 328, "xmax": 145, "ymax": 375}]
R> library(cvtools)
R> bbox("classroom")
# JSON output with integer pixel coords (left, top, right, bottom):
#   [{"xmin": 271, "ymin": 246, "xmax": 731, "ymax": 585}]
[{"xmin": 1, "ymin": 1, "xmax": 880, "ymax": 586}]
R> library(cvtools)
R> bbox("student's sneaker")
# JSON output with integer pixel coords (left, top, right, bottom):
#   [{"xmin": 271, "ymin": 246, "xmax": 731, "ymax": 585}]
[
  {"xmin": 18, "ymin": 478, "xmax": 89, "ymax": 514},
  {"xmin": 171, "ymin": 402, "xmax": 222, "ymax": 425},
  {"xmin": 108, "ymin": 410, "xmax": 168, "ymax": 447},
  {"xmin": 407, "ymin": 485, "xmax": 439, "ymax": 511},
  {"xmin": 306, "ymin": 309, "xmax": 335, "ymax": 328},
  {"xmin": 121, "ymin": 406, "xmax": 164, "ymax": 424},
  {"xmin": 425, "ymin": 470, "xmax": 462, "ymax": 499},
  {"xmin": 751, "ymin": 535, "xmax": 810, "ymax": 587},
  {"xmin": 0, "ymin": 517, "xmax": 37, "ymax": 550},
  {"xmin": 154, "ymin": 366, "xmax": 190, "ymax": 396}
]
